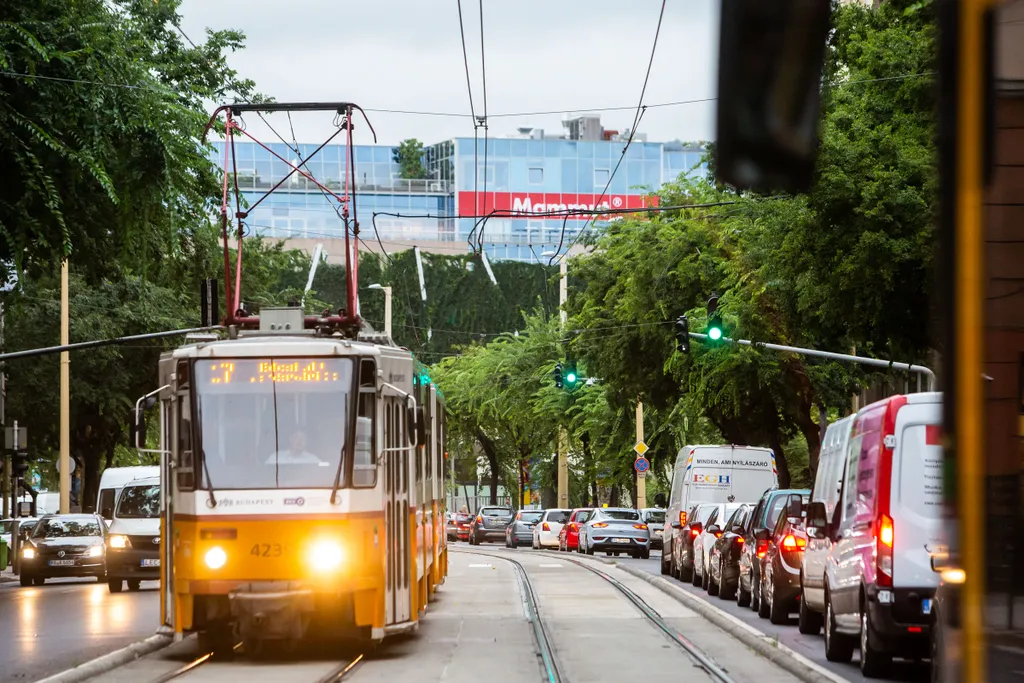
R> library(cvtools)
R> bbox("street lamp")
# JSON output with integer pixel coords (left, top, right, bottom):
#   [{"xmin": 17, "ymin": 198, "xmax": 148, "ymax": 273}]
[{"xmin": 368, "ymin": 283, "xmax": 392, "ymax": 339}]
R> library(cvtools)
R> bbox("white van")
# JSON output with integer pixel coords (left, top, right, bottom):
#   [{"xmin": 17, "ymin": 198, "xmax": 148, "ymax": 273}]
[
  {"xmin": 798, "ymin": 414, "xmax": 855, "ymax": 634},
  {"xmin": 662, "ymin": 445, "xmax": 779, "ymax": 578},
  {"xmin": 105, "ymin": 476, "xmax": 161, "ymax": 593},
  {"xmin": 97, "ymin": 466, "xmax": 160, "ymax": 520},
  {"xmin": 817, "ymin": 392, "xmax": 942, "ymax": 677}
]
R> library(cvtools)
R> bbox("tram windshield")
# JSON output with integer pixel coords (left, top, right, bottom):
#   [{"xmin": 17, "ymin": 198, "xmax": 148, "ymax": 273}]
[{"xmin": 194, "ymin": 358, "xmax": 354, "ymax": 490}]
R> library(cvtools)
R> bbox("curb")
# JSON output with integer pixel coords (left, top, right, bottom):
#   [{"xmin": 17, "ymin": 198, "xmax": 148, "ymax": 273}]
[
  {"xmin": 597, "ymin": 558, "xmax": 852, "ymax": 683},
  {"xmin": 34, "ymin": 634, "xmax": 173, "ymax": 683}
]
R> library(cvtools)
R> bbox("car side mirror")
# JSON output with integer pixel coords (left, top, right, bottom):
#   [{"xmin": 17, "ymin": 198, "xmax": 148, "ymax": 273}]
[
  {"xmin": 653, "ymin": 493, "xmax": 667, "ymax": 507},
  {"xmin": 706, "ymin": 524, "xmax": 722, "ymax": 537},
  {"xmin": 806, "ymin": 500, "xmax": 828, "ymax": 538},
  {"xmin": 754, "ymin": 528, "xmax": 770, "ymax": 542},
  {"xmin": 786, "ymin": 494, "xmax": 803, "ymax": 520}
]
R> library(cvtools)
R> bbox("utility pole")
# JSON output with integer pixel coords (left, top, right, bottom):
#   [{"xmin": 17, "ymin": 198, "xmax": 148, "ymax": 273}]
[
  {"xmin": 59, "ymin": 260, "xmax": 70, "ymax": 514},
  {"xmin": 635, "ymin": 399, "xmax": 646, "ymax": 509},
  {"xmin": 1, "ymin": 294, "xmax": 6, "ymax": 520},
  {"xmin": 557, "ymin": 255, "xmax": 569, "ymax": 509},
  {"xmin": 369, "ymin": 284, "xmax": 393, "ymax": 339}
]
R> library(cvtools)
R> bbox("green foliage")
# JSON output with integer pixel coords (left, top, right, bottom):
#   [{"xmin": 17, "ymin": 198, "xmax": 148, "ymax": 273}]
[{"xmin": 394, "ymin": 139, "xmax": 428, "ymax": 180}]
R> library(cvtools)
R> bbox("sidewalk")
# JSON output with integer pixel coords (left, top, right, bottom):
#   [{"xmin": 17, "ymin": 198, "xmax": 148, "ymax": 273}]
[{"xmin": 0, "ymin": 566, "xmax": 18, "ymax": 583}]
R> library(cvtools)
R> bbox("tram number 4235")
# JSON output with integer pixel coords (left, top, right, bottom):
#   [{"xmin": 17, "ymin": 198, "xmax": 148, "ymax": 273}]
[{"xmin": 250, "ymin": 543, "xmax": 291, "ymax": 558}]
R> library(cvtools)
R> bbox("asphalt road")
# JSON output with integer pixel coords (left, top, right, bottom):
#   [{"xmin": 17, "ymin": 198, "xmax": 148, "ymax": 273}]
[
  {"xmin": 613, "ymin": 551, "xmax": 930, "ymax": 683},
  {"xmin": 0, "ymin": 576, "xmax": 160, "ymax": 682}
]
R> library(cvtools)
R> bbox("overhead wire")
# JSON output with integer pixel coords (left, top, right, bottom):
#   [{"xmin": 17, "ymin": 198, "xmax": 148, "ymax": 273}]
[
  {"xmin": 476, "ymin": 0, "xmax": 491, "ymax": 252},
  {"xmin": 550, "ymin": 0, "xmax": 666, "ymax": 266}
]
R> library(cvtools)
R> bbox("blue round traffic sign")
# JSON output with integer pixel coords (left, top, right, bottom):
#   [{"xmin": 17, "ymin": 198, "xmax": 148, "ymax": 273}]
[{"xmin": 634, "ymin": 457, "xmax": 650, "ymax": 473}]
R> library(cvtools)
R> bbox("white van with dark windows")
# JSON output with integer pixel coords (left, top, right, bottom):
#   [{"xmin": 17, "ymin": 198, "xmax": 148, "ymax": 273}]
[
  {"xmin": 816, "ymin": 392, "xmax": 943, "ymax": 678},
  {"xmin": 662, "ymin": 445, "xmax": 779, "ymax": 579},
  {"xmin": 96, "ymin": 466, "xmax": 160, "ymax": 520},
  {"xmin": 798, "ymin": 414, "xmax": 855, "ymax": 635},
  {"xmin": 105, "ymin": 476, "xmax": 161, "ymax": 593}
]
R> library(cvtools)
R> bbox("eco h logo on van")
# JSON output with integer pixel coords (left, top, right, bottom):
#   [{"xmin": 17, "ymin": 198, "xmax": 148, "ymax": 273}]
[{"xmin": 693, "ymin": 474, "xmax": 731, "ymax": 484}]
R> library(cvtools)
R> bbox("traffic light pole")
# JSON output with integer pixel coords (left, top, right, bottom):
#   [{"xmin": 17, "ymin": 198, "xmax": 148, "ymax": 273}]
[
  {"xmin": 688, "ymin": 332, "xmax": 936, "ymax": 389},
  {"xmin": 557, "ymin": 255, "xmax": 569, "ymax": 509},
  {"xmin": 635, "ymin": 400, "xmax": 646, "ymax": 509}
]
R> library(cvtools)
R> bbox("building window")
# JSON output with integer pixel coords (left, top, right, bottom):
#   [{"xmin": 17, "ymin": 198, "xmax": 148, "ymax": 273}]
[
  {"xmin": 528, "ymin": 167, "xmax": 544, "ymax": 184},
  {"xmin": 477, "ymin": 166, "xmax": 494, "ymax": 184},
  {"xmin": 595, "ymin": 168, "xmax": 610, "ymax": 187}
]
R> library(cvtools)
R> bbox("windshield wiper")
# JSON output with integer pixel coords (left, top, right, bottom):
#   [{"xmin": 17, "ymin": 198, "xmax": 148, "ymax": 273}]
[{"xmin": 201, "ymin": 450, "xmax": 217, "ymax": 508}]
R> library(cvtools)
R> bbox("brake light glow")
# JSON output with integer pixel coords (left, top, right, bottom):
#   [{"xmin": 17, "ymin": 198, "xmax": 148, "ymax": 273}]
[
  {"xmin": 476, "ymin": 516, "xmax": 483, "ymax": 524},
  {"xmin": 781, "ymin": 534, "xmax": 806, "ymax": 551},
  {"xmin": 877, "ymin": 514, "xmax": 894, "ymax": 586},
  {"xmin": 714, "ymin": 530, "xmax": 722, "ymax": 538},
  {"xmin": 542, "ymin": 522, "xmax": 550, "ymax": 531},
  {"xmin": 690, "ymin": 527, "xmax": 700, "ymax": 539},
  {"xmin": 515, "ymin": 512, "xmax": 522, "ymax": 520},
  {"xmin": 634, "ymin": 524, "xmax": 648, "ymax": 530},
  {"xmin": 569, "ymin": 523, "xmax": 577, "ymax": 531},
  {"xmin": 907, "ymin": 626, "xmax": 923, "ymax": 633},
  {"xmin": 593, "ymin": 522, "xmax": 609, "ymax": 528},
  {"xmin": 756, "ymin": 540, "xmax": 769, "ymax": 558},
  {"xmin": 736, "ymin": 537, "xmax": 745, "ymax": 544}
]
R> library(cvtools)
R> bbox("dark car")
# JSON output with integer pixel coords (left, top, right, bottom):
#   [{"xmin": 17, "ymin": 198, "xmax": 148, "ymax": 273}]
[
  {"xmin": 738, "ymin": 488, "xmax": 810, "ymax": 611},
  {"xmin": 19, "ymin": 514, "xmax": 107, "ymax": 586},
  {"xmin": 468, "ymin": 505, "xmax": 514, "ymax": 544},
  {"xmin": 757, "ymin": 492, "xmax": 808, "ymax": 623},
  {"xmin": 506, "ymin": 509, "xmax": 544, "ymax": 548},
  {"xmin": 707, "ymin": 503, "xmax": 755, "ymax": 600}
]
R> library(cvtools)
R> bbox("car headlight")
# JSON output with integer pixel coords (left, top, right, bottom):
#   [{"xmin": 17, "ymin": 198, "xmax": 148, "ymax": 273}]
[
  {"xmin": 88, "ymin": 545, "xmax": 104, "ymax": 557},
  {"xmin": 108, "ymin": 534, "xmax": 130, "ymax": 549},
  {"xmin": 22, "ymin": 547, "xmax": 35, "ymax": 559},
  {"xmin": 205, "ymin": 546, "xmax": 227, "ymax": 570},
  {"xmin": 310, "ymin": 541, "xmax": 343, "ymax": 572}
]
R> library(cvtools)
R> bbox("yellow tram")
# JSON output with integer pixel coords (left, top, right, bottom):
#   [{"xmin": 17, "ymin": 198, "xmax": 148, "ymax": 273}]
[{"xmin": 145, "ymin": 307, "xmax": 447, "ymax": 653}]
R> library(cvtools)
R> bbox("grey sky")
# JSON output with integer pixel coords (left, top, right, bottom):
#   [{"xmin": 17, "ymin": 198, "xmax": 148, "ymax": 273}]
[{"xmin": 178, "ymin": 0, "xmax": 720, "ymax": 147}]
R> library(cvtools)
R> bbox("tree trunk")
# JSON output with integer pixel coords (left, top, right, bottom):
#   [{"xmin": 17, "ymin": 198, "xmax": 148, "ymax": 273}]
[
  {"xmin": 770, "ymin": 433, "xmax": 791, "ymax": 489},
  {"xmin": 609, "ymin": 484, "xmax": 620, "ymax": 507},
  {"xmin": 475, "ymin": 428, "xmax": 500, "ymax": 505}
]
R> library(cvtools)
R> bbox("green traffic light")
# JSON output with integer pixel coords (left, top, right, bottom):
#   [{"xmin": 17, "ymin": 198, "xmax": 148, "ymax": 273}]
[
  {"xmin": 708, "ymin": 327, "xmax": 722, "ymax": 341},
  {"xmin": 566, "ymin": 372, "xmax": 577, "ymax": 383}
]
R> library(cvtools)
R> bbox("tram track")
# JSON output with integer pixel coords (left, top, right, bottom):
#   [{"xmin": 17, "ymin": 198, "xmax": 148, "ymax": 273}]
[
  {"xmin": 454, "ymin": 546, "xmax": 736, "ymax": 683},
  {"xmin": 147, "ymin": 641, "xmax": 364, "ymax": 683}
]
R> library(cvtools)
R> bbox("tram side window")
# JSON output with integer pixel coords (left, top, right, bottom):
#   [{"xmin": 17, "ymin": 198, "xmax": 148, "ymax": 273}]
[
  {"xmin": 176, "ymin": 361, "xmax": 195, "ymax": 491},
  {"xmin": 353, "ymin": 359, "xmax": 377, "ymax": 488}
]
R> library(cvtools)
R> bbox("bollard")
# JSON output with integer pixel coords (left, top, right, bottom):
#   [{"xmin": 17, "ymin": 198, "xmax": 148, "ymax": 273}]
[{"xmin": 0, "ymin": 538, "xmax": 6, "ymax": 571}]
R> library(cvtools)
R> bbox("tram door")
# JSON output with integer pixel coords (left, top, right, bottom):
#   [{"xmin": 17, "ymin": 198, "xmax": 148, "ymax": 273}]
[{"xmin": 385, "ymin": 399, "xmax": 411, "ymax": 624}]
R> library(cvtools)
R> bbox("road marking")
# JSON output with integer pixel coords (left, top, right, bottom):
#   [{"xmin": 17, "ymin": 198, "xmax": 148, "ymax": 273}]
[
  {"xmin": 468, "ymin": 563, "xmax": 492, "ymax": 568},
  {"xmin": 539, "ymin": 563, "xmax": 563, "ymax": 568}
]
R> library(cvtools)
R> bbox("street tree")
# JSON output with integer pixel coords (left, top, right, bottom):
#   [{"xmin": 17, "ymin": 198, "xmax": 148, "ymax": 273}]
[{"xmin": 393, "ymin": 139, "xmax": 428, "ymax": 180}]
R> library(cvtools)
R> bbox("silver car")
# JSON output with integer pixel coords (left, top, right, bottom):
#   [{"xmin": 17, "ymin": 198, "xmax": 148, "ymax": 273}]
[
  {"xmin": 578, "ymin": 508, "xmax": 651, "ymax": 559},
  {"xmin": 640, "ymin": 508, "xmax": 666, "ymax": 550},
  {"xmin": 505, "ymin": 509, "xmax": 544, "ymax": 548},
  {"xmin": 468, "ymin": 506, "xmax": 514, "ymax": 544}
]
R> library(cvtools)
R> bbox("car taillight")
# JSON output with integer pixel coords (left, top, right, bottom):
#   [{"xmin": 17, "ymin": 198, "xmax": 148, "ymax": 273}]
[
  {"xmin": 756, "ymin": 540, "xmax": 769, "ymax": 558},
  {"xmin": 476, "ymin": 516, "xmax": 483, "ymax": 524},
  {"xmin": 515, "ymin": 513, "xmax": 522, "ymax": 520},
  {"xmin": 542, "ymin": 522, "xmax": 550, "ymax": 531},
  {"xmin": 877, "ymin": 514, "xmax": 894, "ymax": 587},
  {"xmin": 714, "ymin": 530, "xmax": 722, "ymax": 538},
  {"xmin": 569, "ymin": 523, "xmax": 577, "ymax": 531},
  {"xmin": 634, "ymin": 524, "xmax": 648, "ymax": 530},
  {"xmin": 690, "ymin": 527, "xmax": 700, "ymax": 539},
  {"xmin": 679, "ymin": 511, "xmax": 687, "ymax": 527},
  {"xmin": 736, "ymin": 537, "xmax": 745, "ymax": 544},
  {"xmin": 593, "ymin": 522, "xmax": 609, "ymax": 528},
  {"xmin": 781, "ymin": 534, "xmax": 806, "ymax": 552}
]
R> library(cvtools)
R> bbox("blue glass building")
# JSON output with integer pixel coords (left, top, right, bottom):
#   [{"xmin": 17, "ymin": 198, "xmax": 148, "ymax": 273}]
[{"xmin": 210, "ymin": 118, "xmax": 705, "ymax": 262}]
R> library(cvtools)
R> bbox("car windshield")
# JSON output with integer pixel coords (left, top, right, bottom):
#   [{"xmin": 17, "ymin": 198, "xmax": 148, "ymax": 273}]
[
  {"xmin": 0, "ymin": 521, "xmax": 12, "ymax": 534},
  {"xmin": 195, "ymin": 358, "xmax": 354, "ymax": 490},
  {"xmin": 546, "ymin": 510, "xmax": 570, "ymax": 524},
  {"xmin": 519, "ymin": 511, "xmax": 544, "ymax": 522},
  {"xmin": 645, "ymin": 510, "xmax": 666, "ymax": 523},
  {"xmin": 115, "ymin": 484, "xmax": 160, "ymax": 519},
  {"xmin": 765, "ymin": 495, "xmax": 789, "ymax": 530},
  {"xmin": 601, "ymin": 510, "xmax": 640, "ymax": 520},
  {"xmin": 34, "ymin": 518, "xmax": 101, "ymax": 538},
  {"xmin": 480, "ymin": 507, "xmax": 512, "ymax": 517}
]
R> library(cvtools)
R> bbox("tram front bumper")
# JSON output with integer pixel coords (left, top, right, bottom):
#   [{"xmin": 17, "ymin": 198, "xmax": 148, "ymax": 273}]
[{"xmin": 229, "ymin": 582, "xmax": 315, "ymax": 642}]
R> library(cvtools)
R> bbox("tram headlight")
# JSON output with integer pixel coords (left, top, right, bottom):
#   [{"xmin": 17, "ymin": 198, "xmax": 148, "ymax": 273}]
[
  {"xmin": 205, "ymin": 546, "xmax": 227, "ymax": 570},
  {"xmin": 310, "ymin": 541, "xmax": 343, "ymax": 572}
]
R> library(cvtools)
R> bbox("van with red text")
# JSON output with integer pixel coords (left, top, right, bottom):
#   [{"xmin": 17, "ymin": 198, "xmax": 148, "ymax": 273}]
[
  {"xmin": 662, "ymin": 445, "xmax": 779, "ymax": 579},
  {"xmin": 817, "ymin": 392, "xmax": 942, "ymax": 678}
]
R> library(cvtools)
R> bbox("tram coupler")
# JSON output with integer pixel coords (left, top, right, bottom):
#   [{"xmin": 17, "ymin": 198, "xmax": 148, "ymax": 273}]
[{"xmin": 228, "ymin": 582, "xmax": 314, "ymax": 642}]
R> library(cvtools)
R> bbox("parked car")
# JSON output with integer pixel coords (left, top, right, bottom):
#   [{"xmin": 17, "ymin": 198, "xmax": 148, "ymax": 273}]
[
  {"xmin": 19, "ymin": 514, "xmax": 107, "ymax": 586},
  {"xmin": 105, "ymin": 476, "xmax": 161, "ymax": 593},
  {"xmin": 738, "ymin": 488, "xmax": 810, "ymax": 612},
  {"xmin": 506, "ymin": 509, "xmax": 544, "ymax": 548},
  {"xmin": 577, "ymin": 507, "xmax": 650, "ymax": 559},
  {"xmin": 446, "ymin": 513, "xmax": 458, "ymax": 541},
  {"xmin": 694, "ymin": 503, "xmax": 743, "ymax": 591},
  {"xmin": 640, "ymin": 508, "xmax": 666, "ymax": 550},
  {"xmin": 820, "ymin": 392, "xmax": 943, "ymax": 678},
  {"xmin": 757, "ymin": 492, "xmax": 808, "ymax": 624},
  {"xmin": 663, "ymin": 444, "xmax": 779, "ymax": 579},
  {"xmin": 676, "ymin": 503, "xmax": 715, "ymax": 582},
  {"xmin": 707, "ymin": 503, "xmax": 755, "ymax": 600},
  {"xmin": 799, "ymin": 415, "xmax": 855, "ymax": 634},
  {"xmin": 533, "ymin": 509, "xmax": 571, "ymax": 549},
  {"xmin": 468, "ymin": 505, "xmax": 514, "ymax": 545},
  {"xmin": 558, "ymin": 508, "xmax": 593, "ymax": 551},
  {"xmin": 454, "ymin": 511, "xmax": 472, "ymax": 541}
]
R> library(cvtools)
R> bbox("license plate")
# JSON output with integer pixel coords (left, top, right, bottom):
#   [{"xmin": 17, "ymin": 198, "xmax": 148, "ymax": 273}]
[
  {"xmin": 48, "ymin": 559, "xmax": 75, "ymax": 567},
  {"xmin": 141, "ymin": 559, "xmax": 161, "ymax": 568},
  {"xmin": 922, "ymin": 598, "xmax": 933, "ymax": 615},
  {"xmin": 612, "ymin": 538, "xmax": 630, "ymax": 544}
]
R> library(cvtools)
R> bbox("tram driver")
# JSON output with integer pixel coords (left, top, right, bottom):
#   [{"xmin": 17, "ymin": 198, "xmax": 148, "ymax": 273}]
[{"xmin": 266, "ymin": 428, "xmax": 324, "ymax": 465}]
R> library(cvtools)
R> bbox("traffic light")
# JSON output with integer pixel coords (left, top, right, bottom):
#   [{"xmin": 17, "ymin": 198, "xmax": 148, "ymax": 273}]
[
  {"xmin": 675, "ymin": 315, "xmax": 690, "ymax": 353},
  {"xmin": 706, "ymin": 295, "xmax": 723, "ymax": 341},
  {"xmin": 12, "ymin": 451, "xmax": 28, "ymax": 478},
  {"xmin": 554, "ymin": 363, "xmax": 563, "ymax": 389},
  {"xmin": 392, "ymin": 147, "xmax": 401, "ymax": 165},
  {"xmin": 564, "ymin": 362, "xmax": 578, "ymax": 389}
]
